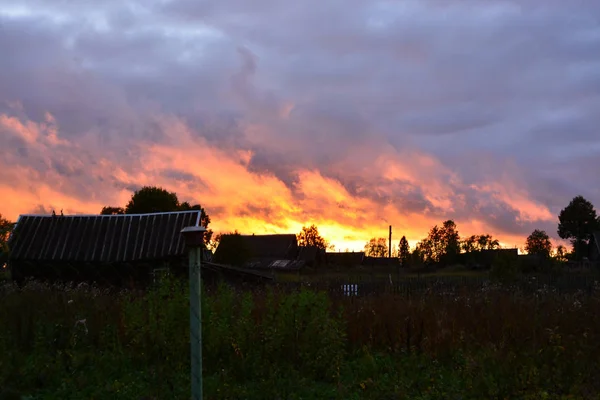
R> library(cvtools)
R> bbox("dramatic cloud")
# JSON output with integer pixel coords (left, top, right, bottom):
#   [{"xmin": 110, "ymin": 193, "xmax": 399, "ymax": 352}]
[{"xmin": 1, "ymin": 0, "xmax": 600, "ymax": 251}]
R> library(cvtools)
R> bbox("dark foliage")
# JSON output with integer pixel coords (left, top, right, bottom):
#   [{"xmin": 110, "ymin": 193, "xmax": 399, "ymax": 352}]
[
  {"xmin": 297, "ymin": 225, "xmax": 330, "ymax": 250},
  {"xmin": 2, "ymin": 277, "xmax": 600, "ymax": 399},
  {"xmin": 398, "ymin": 236, "xmax": 410, "ymax": 266},
  {"xmin": 558, "ymin": 195, "xmax": 600, "ymax": 260},
  {"xmin": 525, "ymin": 229, "xmax": 552, "ymax": 258},
  {"xmin": 100, "ymin": 207, "xmax": 125, "ymax": 215}
]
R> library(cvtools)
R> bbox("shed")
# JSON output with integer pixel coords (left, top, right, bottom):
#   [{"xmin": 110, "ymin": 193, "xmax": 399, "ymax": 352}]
[
  {"xmin": 213, "ymin": 233, "xmax": 298, "ymax": 267},
  {"xmin": 7, "ymin": 211, "xmax": 270, "ymax": 287}
]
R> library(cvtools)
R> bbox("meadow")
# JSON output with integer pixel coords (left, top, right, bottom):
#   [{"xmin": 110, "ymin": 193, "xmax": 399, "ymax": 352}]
[{"xmin": 1, "ymin": 271, "xmax": 600, "ymax": 399}]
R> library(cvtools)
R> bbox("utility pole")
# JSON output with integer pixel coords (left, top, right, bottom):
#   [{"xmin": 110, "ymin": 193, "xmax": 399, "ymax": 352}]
[{"xmin": 389, "ymin": 225, "xmax": 392, "ymax": 258}]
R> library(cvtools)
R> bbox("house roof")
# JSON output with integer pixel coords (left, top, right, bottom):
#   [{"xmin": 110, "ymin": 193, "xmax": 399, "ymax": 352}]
[
  {"xmin": 243, "ymin": 234, "xmax": 298, "ymax": 258},
  {"xmin": 8, "ymin": 211, "xmax": 202, "ymax": 263},
  {"xmin": 215, "ymin": 234, "xmax": 298, "ymax": 260},
  {"xmin": 244, "ymin": 259, "xmax": 306, "ymax": 270}
]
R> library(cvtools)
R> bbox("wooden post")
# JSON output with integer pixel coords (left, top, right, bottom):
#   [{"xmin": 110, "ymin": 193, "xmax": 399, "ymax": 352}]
[{"xmin": 181, "ymin": 226, "xmax": 207, "ymax": 400}]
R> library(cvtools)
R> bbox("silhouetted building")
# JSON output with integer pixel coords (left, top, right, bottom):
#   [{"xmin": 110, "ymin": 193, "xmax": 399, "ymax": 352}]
[
  {"xmin": 362, "ymin": 256, "xmax": 401, "ymax": 268},
  {"xmin": 325, "ymin": 251, "xmax": 365, "ymax": 267},
  {"xmin": 7, "ymin": 211, "xmax": 268, "ymax": 286},
  {"xmin": 457, "ymin": 248, "xmax": 518, "ymax": 269},
  {"xmin": 297, "ymin": 245, "xmax": 326, "ymax": 267},
  {"xmin": 213, "ymin": 233, "xmax": 299, "ymax": 269}
]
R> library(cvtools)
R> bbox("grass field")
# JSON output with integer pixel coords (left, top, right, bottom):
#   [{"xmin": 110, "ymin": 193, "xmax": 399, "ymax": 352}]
[{"xmin": 1, "ymin": 274, "xmax": 600, "ymax": 399}]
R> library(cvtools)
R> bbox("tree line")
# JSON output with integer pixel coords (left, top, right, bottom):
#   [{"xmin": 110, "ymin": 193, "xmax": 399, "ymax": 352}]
[
  {"xmin": 361, "ymin": 195, "xmax": 600, "ymax": 267},
  {"xmin": 1, "ymin": 189, "xmax": 599, "ymax": 267}
]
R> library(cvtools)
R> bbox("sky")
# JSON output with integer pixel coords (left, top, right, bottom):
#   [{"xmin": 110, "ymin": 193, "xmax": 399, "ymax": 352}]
[{"xmin": 1, "ymin": 0, "xmax": 599, "ymax": 252}]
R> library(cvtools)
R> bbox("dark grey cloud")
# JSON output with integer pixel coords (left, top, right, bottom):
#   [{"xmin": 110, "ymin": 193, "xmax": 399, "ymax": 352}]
[
  {"xmin": 1, "ymin": 0, "xmax": 600, "ymax": 241},
  {"xmin": 161, "ymin": 170, "xmax": 200, "ymax": 185}
]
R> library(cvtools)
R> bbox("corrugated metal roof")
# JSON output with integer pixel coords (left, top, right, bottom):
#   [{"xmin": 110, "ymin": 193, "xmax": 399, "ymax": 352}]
[
  {"xmin": 8, "ymin": 211, "xmax": 202, "ymax": 263},
  {"xmin": 267, "ymin": 259, "xmax": 305, "ymax": 270},
  {"xmin": 241, "ymin": 259, "xmax": 304, "ymax": 270}
]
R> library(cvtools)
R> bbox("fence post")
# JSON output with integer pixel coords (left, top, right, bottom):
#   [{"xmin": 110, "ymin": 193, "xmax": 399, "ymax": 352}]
[{"xmin": 181, "ymin": 226, "xmax": 207, "ymax": 400}]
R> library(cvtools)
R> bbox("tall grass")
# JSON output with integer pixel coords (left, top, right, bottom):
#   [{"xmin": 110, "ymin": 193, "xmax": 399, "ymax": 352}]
[{"xmin": 1, "ymin": 277, "xmax": 599, "ymax": 399}]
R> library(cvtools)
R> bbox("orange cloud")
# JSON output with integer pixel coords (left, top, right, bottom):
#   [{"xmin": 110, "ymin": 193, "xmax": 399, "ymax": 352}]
[
  {"xmin": 0, "ymin": 111, "xmax": 563, "ymax": 253},
  {"xmin": 0, "ymin": 112, "xmax": 68, "ymax": 147},
  {"xmin": 470, "ymin": 182, "xmax": 555, "ymax": 223}
]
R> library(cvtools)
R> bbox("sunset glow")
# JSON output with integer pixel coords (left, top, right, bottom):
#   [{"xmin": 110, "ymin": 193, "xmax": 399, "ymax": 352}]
[
  {"xmin": 0, "ymin": 110, "xmax": 561, "ymax": 252},
  {"xmin": 1, "ymin": 0, "xmax": 598, "ymax": 253}
]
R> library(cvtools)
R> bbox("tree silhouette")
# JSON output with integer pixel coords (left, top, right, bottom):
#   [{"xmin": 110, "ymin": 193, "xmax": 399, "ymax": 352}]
[
  {"xmin": 100, "ymin": 206, "xmax": 125, "ymax": 215},
  {"xmin": 414, "ymin": 239, "xmax": 434, "ymax": 264},
  {"xmin": 441, "ymin": 220, "xmax": 461, "ymax": 262},
  {"xmin": 410, "ymin": 246, "xmax": 425, "ymax": 266},
  {"xmin": 364, "ymin": 237, "xmax": 388, "ymax": 257},
  {"xmin": 101, "ymin": 186, "xmax": 213, "ymax": 246},
  {"xmin": 297, "ymin": 225, "xmax": 330, "ymax": 250},
  {"xmin": 525, "ymin": 229, "xmax": 552, "ymax": 258},
  {"xmin": 398, "ymin": 236, "xmax": 410, "ymax": 266},
  {"xmin": 416, "ymin": 220, "xmax": 461, "ymax": 264},
  {"xmin": 558, "ymin": 195, "xmax": 600, "ymax": 260},
  {"xmin": 125, "ymin": 186, "xmax": 179, "ymax": 214},
  {"xmin": 462, "ymin": 234, "xmax": 501, "ymax": 252},
  {"xmin": 0, "ymin": 214, "xmax": 15, "ymax": 265},
  {"xmin": 554, "ymin": 245, "xmax": 568, "ymax": 262},
  {"xmin": 0, "ymin": 214, "xmax": 13, "ymax": 242}
]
